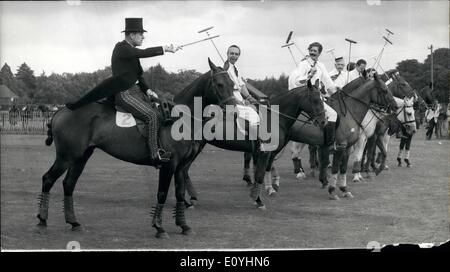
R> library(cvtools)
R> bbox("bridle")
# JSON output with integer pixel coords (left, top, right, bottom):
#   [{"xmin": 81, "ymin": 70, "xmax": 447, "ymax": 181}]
[{"xmin": 209, "ymin": 70, "xmax": 236, "ymax": 108}]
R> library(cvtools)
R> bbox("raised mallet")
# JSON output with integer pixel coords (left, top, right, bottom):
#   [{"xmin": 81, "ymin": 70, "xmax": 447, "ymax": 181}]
[
  {"xmin": 345, "ymin": 38, "xmax": 357, "ymax": 83},
  {"xmin": 281, "ymin": 31, "xmax": 298, "ymax": 66},
  {"xmin": 180, "ymin": 35, "xmax": 220, "ymax": 48},
  {"xmin": 198, "ymin": 26, "xmax": 224, "ymax": 62},
  {"xmin": 372, "ymin": 36, "xmax": 393, "ymax": 70}
]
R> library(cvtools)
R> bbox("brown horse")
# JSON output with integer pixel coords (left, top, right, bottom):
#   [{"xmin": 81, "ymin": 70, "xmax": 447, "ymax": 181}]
[{"xmin": 37, "ymin": 59, "xmax": 238, "ymax": 238}]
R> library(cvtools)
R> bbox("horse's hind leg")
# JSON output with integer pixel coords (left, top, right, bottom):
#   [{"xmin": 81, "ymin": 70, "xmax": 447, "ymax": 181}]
[
  {"xmin": 62, "ymin": 147, "xmax": 95, "ymax": 230},
  {"xmin": 37, "ymin": 158, "xmax": 69, "ymax": 227},
  {"xmin": 339, "ymin": 149, "xmax": 353, "ymax": 198}
]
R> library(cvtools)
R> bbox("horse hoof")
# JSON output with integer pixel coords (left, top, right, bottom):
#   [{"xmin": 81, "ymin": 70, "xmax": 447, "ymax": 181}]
[
  {"xmin": 243, "ymin": 175, "xmax": 252, "ymax": 186},
  {"xmin": 266, "ymin": 187, "xmax": 277, "ymax": 196},
  {"xmin": 186, "ymin": 204, "xmax": 195, "ymax": 210},
  {"xmin": 155, "ymin": 231, "xmax": 169, "ymax": 239},
  {"xmin": 36, "ymin": 219, "xmax": 47, "ymax": 227},
  {"xmin": 343, "ymin": 192, "xmax": 354, "ymax": 198},
  {"xmin": 329, "ymin": 194, "xmax": 340, "ymax": 200},
  {"xmin": 181, "ymin": 227, "xmax": 194, "ymax": 236},
  {"xmin": 71, "ymin": 225, "xmax": 83, "ymax": 232},
  {"xmin": 272, "ymin": 184, "xmax": 279, "ymax": 192},
  {"xmin": 296, "ymin": 172, "xmax": 306, "ymax": 180},
  {"xmin": 257, "ymin": 204, "xmax": 267, "ymax": 210},
  {"xmin": 353, "ymin": 179, "xmax": 360, "ymax": 183}
]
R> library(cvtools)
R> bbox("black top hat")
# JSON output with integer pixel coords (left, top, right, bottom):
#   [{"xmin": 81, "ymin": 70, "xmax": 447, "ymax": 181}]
[{"xmin": 122, "ymin": 18, "xmax": 147, "ymax": 33}]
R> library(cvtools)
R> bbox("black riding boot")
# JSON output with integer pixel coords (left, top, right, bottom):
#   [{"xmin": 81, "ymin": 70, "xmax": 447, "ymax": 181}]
[
  {"xmin": 324, "ymin": 122, "xmax": 336, "ymax": 151},
  {"xmin": 66, "ymin": 76, "xmax": 131, "ymax": 110}
]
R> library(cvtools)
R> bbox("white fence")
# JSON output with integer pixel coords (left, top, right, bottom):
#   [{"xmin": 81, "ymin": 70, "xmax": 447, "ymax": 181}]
[{"xmin": 0, "ymin": 111, "xmax": 52, "ymax": 135}]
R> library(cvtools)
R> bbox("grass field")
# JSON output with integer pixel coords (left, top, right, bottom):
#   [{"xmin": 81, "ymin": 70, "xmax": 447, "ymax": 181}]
[{"xmin": 1, "ymin": 130, "xmax": 449, "ymax": 250}]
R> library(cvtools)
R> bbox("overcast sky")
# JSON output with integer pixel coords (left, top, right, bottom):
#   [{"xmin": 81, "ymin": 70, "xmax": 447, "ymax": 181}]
[{"xmin": 0, "ymin": 1, "xmax": 448, "ymax": 79}]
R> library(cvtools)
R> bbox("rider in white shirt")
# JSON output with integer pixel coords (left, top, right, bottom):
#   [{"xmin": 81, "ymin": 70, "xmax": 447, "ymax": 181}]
[
  {"xmin": 346, "ymin": 59, "xmax": 367, "ymax": 84},
  {"xmin": 288, "ymin": 42, "xmax": 338, "ymax": 150},
  {"xmin": 329, "ymin": 57, "xmax": 348, "ymax": 90}
]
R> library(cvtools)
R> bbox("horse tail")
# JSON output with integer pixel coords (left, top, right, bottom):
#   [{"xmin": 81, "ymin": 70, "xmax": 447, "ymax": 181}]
[
  {"xmin": 44, "ymin": 108, "xmax": 63, "ymax": 146},
  {"xmin": 45, "ymin": 123, "xmax": 53, "ymax": 146}
]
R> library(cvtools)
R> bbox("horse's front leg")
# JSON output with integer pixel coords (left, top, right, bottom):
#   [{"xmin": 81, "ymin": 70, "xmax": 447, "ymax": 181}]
[
  {"xmin": 251, "ymin": 151, "xmax": 271, "ymax": 209},
  {"xmin": 318, "ymin": 146, "xmax": 330, "ymax": 188},
  {"xmin": 352, "ymin": 136, "xmax": 368, "ymax": 182},
  {"xmin": 338, "ymin": 148, "xmax": 353, "ymax": 198},
  {"xmin": 243, "ymin": 152, "xmax": 253, "ymax": 186},
  {"xmin": 152, "ymin": 163, "xmax": 175, "ymax": 238},
  {"xmin": 173, "ymin": 163, "xmax": 193, "ymax": 235}
]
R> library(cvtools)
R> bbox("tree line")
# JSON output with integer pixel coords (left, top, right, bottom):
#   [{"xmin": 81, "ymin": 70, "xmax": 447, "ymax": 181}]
[{"xmin": 0, "ymin": 48, "xmax": 448, "ymax": 105}]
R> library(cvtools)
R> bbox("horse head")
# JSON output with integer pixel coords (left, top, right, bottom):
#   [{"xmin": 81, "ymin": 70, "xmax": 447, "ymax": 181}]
[
  {"xmin": 291, "ymin": 80, "xmax": 326, "ymax": 128},
  {"xmin": 371, "ymin": 73, "xmax": 398, "ymax": 112},
  {"xmin": 388, "ymin": 72, "xmax": 415, "ymax": 99},
  {"xmin": 204, "ymin": 58, "xmax": 237, "ymax": 109},
  {"xmin": 395, "ymin": 96, "xmax": 417, "ymax": 136}
]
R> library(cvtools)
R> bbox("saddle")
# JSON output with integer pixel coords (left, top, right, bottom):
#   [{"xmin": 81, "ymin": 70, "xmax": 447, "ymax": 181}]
[{"xmin": 110, "ymin": 98, "xmax": 176, "ymax": 138}]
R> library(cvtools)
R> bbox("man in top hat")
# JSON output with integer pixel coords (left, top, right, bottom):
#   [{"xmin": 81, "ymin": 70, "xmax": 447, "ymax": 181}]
[
  {"xmin": 66, "ymin": 18, "xmax": 181, "ymax": 163},
  {"xmin": 329, "ymin": 56, "xmax": 348, "ymax": 90},
  {"xmin": 288, "ymin": 42, "xmax": 340, "ymax": 151},
  {"xmin": 346, "ymin": 58, "xmax": 367, "ymax": 84}
]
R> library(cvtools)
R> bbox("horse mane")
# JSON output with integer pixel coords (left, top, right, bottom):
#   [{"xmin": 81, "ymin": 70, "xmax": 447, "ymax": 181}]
[{"xmin": 173, "ymin": 71, "xmax": 211, "ymax": 103}]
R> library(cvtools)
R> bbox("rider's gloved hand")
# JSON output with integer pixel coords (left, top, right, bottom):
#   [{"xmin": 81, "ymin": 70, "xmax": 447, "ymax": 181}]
[
  {"xmin": 164, "ymin": 44, "xmax": 182, "ymax": 53},
  {"xmin": 146, "ymin": 89, "xmax": 159, "ymax": 98}
]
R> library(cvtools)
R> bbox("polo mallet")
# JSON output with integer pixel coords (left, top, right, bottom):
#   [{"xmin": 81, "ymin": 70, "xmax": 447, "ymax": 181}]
[
  {"xmin": 345, "ymin": 38, "xmax": 357, "ymax": 83},
  {"xmin": 281, "ymin": 31, "xmax": 298, "ymax": 66},
  {"xmin": 385, "ymin": 28, "xmax": 394, "ymax": 37},
  {"xmin": 180, "ymin": 35, "xmax": 220, "ymax": 48},
  {"xmin": 198, "ymin": 26, "xmax": 225, "ymax": 62},
  {"xmin": 372, "ymin": 36, "xmax": 393, "ymax": 70},
  {"xmin": 292, "ymin": 42, "xmax": 315, "ymax": 66},
  {"xmin": 371, "ymin": 55, "xmax": 389, "ymax": 80}
]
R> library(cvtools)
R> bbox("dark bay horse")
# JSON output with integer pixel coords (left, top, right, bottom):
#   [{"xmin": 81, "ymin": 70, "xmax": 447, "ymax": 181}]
[
  {"xmin": 37, "ymin": 59, "xmax": 238, "ymax": 238},
  {"xmin": 183, "ymin": 81, "xmax": 326, "ymax": 209}
]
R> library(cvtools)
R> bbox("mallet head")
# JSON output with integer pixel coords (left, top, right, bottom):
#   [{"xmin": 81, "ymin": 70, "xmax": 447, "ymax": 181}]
[
  {"xmin": 198, "ymin": 26, "xmax": 214, "ymax": 33},
  {"xmin": 345, "ymin": 38, "xmax": 357, "ymax": 44},
  {"xmin": 281, "ymin": 42, "xmax": 295, "ymax": 48},
  {"xmin": 386, "ymin": 28, "xmax": 394, "ymax": 35},
  {"xmin": 383, "ymin": 36, "xmax": 393, "ymax": 45},
  {"xmin": 286, "ymin": 31, "xmax": 293, "ymax": 44}
]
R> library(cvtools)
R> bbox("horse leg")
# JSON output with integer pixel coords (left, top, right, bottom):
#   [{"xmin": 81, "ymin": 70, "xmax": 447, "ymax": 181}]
[
  {"xmin": 184, "ymin": 167, "xmax": 198, "ymax": 209},
  {"xmin": 264, "ymin": 155, "xmax": 277, "ymax": 196},
  {"xmin": 339, "ymin": 149, "xmax": 353, "ymax": 198},
  {"xmin": 152, "ymin": 164, "xmax": 174, "ymax": 238},
  {"xmin": 174, "ymin": 165, "xmax": 192, "ymax": 235},
  {"xmin": 243, "ymin": 152, "xmax": 253, "ymax": 186},
  {"xmin": 352, "ymin": 137, "xmax": 367, "ymax": 182},
  {"xmin": 308, "ymin": 144, "xmax": 319, "ymax": 178},
  {"xmin": 250, "ymin": 151, "xmax": 270, "ymax": 209},
  {"xmin": 270, "ymin": 164, "xmax": 280, "ymax": 192},
  {"xmin": 403, "ymin": 136, "xmax": 413, "ymax": 167},
  {"xmin": 374, "ymin": 136, "xmax": 387, "ymax": 175},
  {"xmin": 37, "ymin": 158, "xmax": 69, "ymax": 227},
  {"xmin": 291, "ymin": 142, "xmax": 306, "ymax": 179},
  {"xmin": 318, "ymin": 146, "xmax": 330, "ymax": 188},
  {"xmin": 62, "ymin": 147, "xmax": 95, "ymax": 230},
  {"xmin": 328, "ymin": 150, "xmax": 341, "ymax": 200}
]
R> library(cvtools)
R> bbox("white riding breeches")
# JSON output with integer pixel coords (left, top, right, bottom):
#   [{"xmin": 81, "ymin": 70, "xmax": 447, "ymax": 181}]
[
  {"xmin": 324, "ymin": 102, "xmax": 337, "ymax": 122},
  {"xmin": 236, "ymin": 104, "xmax": 260, "ymax": 126}
]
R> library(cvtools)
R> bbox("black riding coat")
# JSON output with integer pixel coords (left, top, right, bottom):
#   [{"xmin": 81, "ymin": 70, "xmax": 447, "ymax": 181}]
[{"xmin": 111, "ymin": 40, "xmax": 164, "ymax": 91}]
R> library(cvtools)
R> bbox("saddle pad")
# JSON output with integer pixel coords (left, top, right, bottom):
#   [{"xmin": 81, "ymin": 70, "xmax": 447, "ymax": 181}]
[{"xmin": 116, "ymin": 111, "xmax": 137, "ymax": 127}]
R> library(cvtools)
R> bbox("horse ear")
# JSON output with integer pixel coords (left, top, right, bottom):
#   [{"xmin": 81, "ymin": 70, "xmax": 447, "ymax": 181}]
[
  {"xmin": 373, "ymin": 72, "xmax": 379, "ymax": 81},
  {"xmin": 208, "ymin": 58, "xmax": 218, "ymax": 72},
  {"xmin": 307, "ymin": 79, "xmax": 312, "ymax": 89}
]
